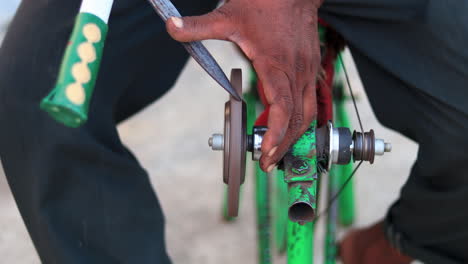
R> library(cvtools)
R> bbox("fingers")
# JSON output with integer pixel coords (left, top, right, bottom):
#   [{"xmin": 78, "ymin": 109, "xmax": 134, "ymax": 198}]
[
  {"xmin": 260, "ymin": 101, "xmax": 306, "ymax": 171},
  {"xmin": 262, "ymin": 96, "xmax": 293, "ymax": 155},
  {"xmin": 259, "ymin": 82, "xmax": 317, "ymax": 171},
  {"xmin": 254, "ymin": 64, "xmax": 292, "ymax": 161},
  {"xmin": 252, "ymin": 61, "xmax": 308, "ymax": 172},
  {"xmin": 166, "ymin": 8, "xmax": 234, "ymax": 42},
  {"xmin": 300, "ymin": 83, "xmax": 318, "ymax": 133}
]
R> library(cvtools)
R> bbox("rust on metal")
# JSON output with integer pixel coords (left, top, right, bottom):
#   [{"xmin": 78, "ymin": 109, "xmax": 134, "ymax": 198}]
[
  {"xmin": 287, "ymin": 182, "xmax": 317, "ymax": 223},
  {"xmin": 353, "ymin": 129, "xmax": 375, "ymax": 164}
]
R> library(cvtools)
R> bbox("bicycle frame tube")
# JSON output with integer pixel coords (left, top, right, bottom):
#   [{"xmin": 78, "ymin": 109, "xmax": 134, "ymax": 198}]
[
  {"xmin": 274, "ymin": 169, "xmax": 288, "ymax": 254},
  {"xmin": 284, "ymin": 122, "xmax": 319, "ymax": 223},
  {"xmin": 287, "ymin": 221, "xmax": 314, "ymax": 264},
  {"xmin": 324, "ymin": 167, "xmax": 339, "ymax": 264},
  {"xmin": 283, "ymin": 121, "xmax": 318, "ymax": 264},
  {"xmin": 256, "ymin": 163, "xmax": 271, "ymax": 264}
]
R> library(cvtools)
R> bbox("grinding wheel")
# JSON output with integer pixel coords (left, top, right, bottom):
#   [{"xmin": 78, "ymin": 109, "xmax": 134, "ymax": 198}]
[{"xmin": 223, "ymin": 69, "xmax": 247, "ymax": 217}]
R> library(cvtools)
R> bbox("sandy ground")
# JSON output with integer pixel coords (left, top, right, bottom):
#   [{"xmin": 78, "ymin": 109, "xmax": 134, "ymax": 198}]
[{"xmin": 0, "ymin": 4, "xmax": 419, "ymax": 263}]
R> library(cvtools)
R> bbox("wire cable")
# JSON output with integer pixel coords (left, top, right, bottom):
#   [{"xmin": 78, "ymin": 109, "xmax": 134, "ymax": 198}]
[
  {"xmin": 315, "ymin": 161, "xmax": 363, "ymax": 220},
  {"xmin": 339, "ymin": 53, "xmax": 364, "ymax": 133},
  {"xmin": 315, "ymin": 53, "xmax": 365, "ymax": 220}
]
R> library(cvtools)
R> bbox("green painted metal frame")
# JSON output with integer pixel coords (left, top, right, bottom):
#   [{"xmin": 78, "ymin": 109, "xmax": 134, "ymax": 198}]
[
  {"xmin": 324, "ymin": 167, "xmax": 339, "ymax": 264},
  {"xmin": 256, "ymin": 162, "xmax": 271, "ymax": 263},
  {"xmin": 273, "ymin": 169, "xmax": 288, "ymax": 254},
  {"xmin": 284, "ymin": 123, "xmax": 318, "ymax": 264},
  {"xmin": 282, "ymin": 121, "xmax": 318, "ymax": 264}
]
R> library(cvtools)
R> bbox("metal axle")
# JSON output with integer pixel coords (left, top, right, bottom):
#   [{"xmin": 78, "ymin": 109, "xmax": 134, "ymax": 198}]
[{"xmin": 209, "ymin": 124, "xmax": 391, "ymax": 165}]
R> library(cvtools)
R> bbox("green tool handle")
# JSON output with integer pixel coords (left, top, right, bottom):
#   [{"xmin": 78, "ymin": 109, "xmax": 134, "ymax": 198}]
[{"xmin": 40, "ymin": 12, "xmax": 108, "ymax": 128}]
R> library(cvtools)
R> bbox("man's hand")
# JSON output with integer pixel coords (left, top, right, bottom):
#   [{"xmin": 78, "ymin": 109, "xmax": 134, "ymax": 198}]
[{"xmin": 166, "ymin": 0, "xmax": 323, "ymax": 172}]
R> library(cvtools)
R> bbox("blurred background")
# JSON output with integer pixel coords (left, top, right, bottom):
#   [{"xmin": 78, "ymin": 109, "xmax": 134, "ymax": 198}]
[
  {"xmin": 0, "ymin": 0, "xmax": 18, "ymax": 28},
  {"xmin": 0, "ymin": 1, "xmax": 418, "ymax": 263}
]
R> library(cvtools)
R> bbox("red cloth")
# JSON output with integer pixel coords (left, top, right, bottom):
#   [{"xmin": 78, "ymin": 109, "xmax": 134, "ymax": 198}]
[
  {"xmin": 316, "ymin": 39, "xmax": 336, "ymax": 127},
  {"xmin": 254, "ymin": 80, "xmax": 270, "ymax": 126}
]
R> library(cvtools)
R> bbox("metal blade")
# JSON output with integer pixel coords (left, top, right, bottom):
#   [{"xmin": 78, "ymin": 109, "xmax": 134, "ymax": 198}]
[{"xmin": 147, "ymin": 0, "xmax": 242, "ymax": 101}]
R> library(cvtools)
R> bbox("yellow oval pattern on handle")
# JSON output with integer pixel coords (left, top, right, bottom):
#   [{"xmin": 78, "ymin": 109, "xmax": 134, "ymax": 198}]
[{"xmin": 65, "ymin": 23, "xmax": 100, "ymax": 106}]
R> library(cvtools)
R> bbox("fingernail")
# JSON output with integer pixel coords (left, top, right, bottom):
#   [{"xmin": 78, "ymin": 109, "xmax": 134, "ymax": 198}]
[
  {"xmin": 268, "ymin": 146, "xmax": 278, "ymax": 157},
  {"xmin": 267, "ymin": 164, "xmax": 276, "ymax": 173},
  {"xmin": 170, "ymin": 17, "xmax": 183, "ymax": 28}
]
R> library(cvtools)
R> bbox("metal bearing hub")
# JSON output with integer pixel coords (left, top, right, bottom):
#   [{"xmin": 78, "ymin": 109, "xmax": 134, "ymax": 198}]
[
  {"xmin": 208, "ymin": 69, "xmax": 246, "ymax": 217},
  {"xmin": 315, "ymin": 122, "xmax": 392, "ymax": 168},
  {"xmin": 251, "ymin": 127, "xmax": 267, "ymax": 161}
]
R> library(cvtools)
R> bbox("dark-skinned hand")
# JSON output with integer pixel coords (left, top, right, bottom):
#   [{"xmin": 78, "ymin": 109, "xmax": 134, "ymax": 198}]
[{"xmin": 166, "ymin": 0, "xmax": 324, "ymax": 172}]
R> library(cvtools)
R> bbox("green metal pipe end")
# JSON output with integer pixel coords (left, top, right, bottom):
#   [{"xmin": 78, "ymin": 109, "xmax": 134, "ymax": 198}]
[
  {"xmin": 289, "ymin": 201, "xmax": 315, "ymax": 224},
  {"xmin": 287, "ymin": 182, "xmax": 317, "ymax": 224}
]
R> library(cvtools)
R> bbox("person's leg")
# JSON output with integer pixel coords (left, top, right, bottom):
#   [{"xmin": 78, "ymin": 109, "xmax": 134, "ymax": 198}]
[
  {"xmin": 349, "ymin": 50, "xmax": 468, "ymax": 264},
  {"xmin": 0, "ymin": 0, "xmax": 217, "ymax": 263},
  {"xmin": 112, "ymin": 0, "xmax": 221, "ymax": 123},
  {"xmin": 320, "ymin": 0, "xmax": 468, "ymax": 115},
  {"xmin": 319, "ymin": 1, "xmax": 468, "ymax": 263}
]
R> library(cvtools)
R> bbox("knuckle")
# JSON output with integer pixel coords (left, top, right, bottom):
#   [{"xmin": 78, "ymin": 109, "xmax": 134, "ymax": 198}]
[
  {"xmin": 188, "ymin": 17, "xmax": 202, "ymax": 31},
  {"xmin": 280, "ymin": 94, "xmax": 294, "ymax": 106},
  {"xmin": 276, "ymin": 95, "xmax": 294, "ymax": 115},
  {"xmin": 271, "ymin": 53, "xmax": 289, "ymax": 66},
  {"xmin": 226, "ymin": 28, "xmax": 242, "ymax": 42},
  {"xmin": 213, "ymin": 8, "xmax": 242, "ymax": 41},
  {"xmin": 215, "ymin": 6, "xmax": 234, "ymax": 20},
  {"xmin": 295, "ymin": 60, "xmax": 307, "ymax": 73},
  {"xmin": 289, "ymin": 113, "xmax": 304, "ymax": 131}
]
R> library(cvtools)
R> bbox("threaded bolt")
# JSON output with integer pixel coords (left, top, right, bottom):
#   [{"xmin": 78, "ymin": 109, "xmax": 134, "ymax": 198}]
[
  {"xmin": 384, "ymin": 143, "xmax": 392, "ymax": 152},
  {"xmin": 208, "ymin": 133, "xmax": 224, "ymax": 151}
]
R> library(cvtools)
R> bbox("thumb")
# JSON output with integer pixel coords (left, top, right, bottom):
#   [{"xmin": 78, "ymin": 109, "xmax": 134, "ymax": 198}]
[{"xmin": 166, "ymin": 10, "xmax": 232, "ymax": 42}]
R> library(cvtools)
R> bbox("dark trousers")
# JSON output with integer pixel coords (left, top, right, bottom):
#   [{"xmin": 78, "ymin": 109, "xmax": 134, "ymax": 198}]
[
  {"xmin": 1, "ymin": 0, "xmax": 468, "ymax": 263},
  {"xmin": 320, "ymin": 1, "xmax": 468, "ymax": 263},
  {"xmin": 0, "ymin": 0, "xmax": 217, "ymax": 263},
  {"xmin": 351, "ymin": 51, "xmax": 468, "ymax": 264}
]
